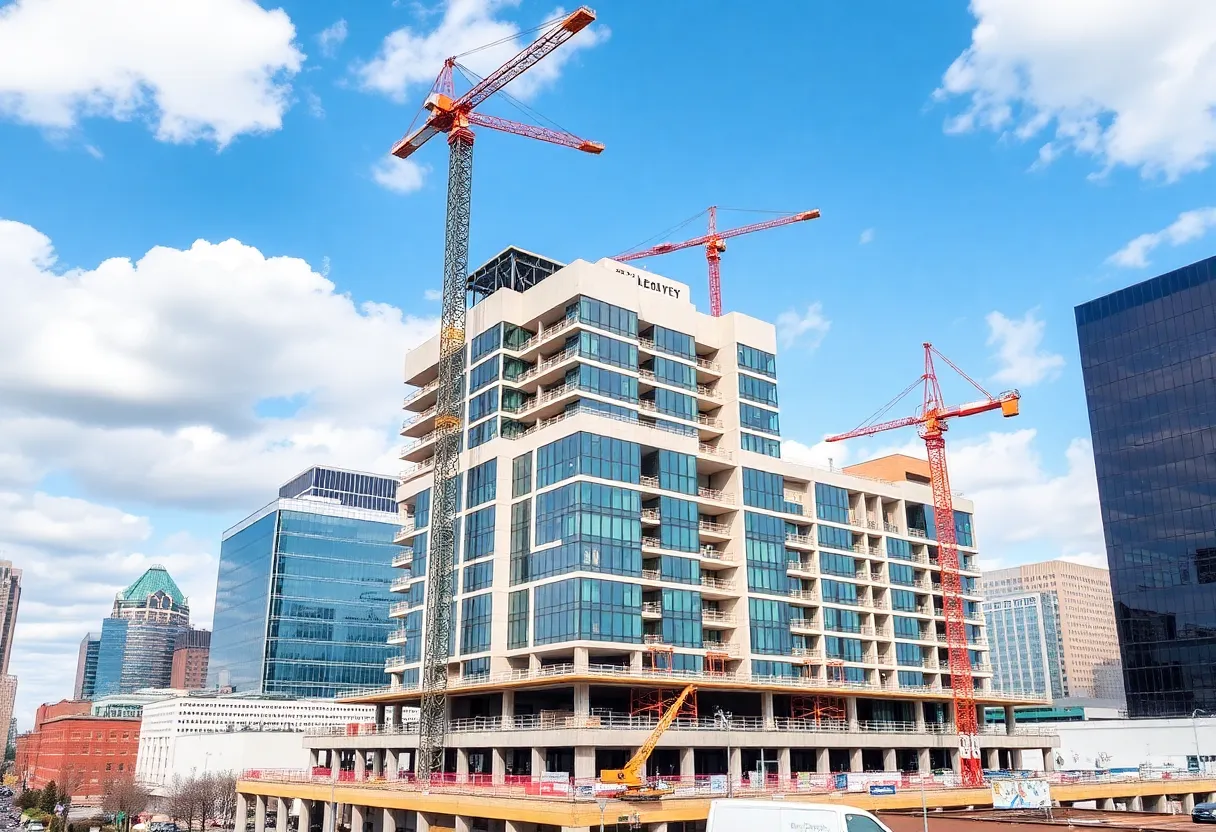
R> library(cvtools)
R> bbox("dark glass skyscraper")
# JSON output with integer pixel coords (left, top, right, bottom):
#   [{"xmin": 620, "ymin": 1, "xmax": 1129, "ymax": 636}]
[
  {"xmin": 1076, "ymin": 254, "xmax": 1216, "ymax": 717},
  {"xmin": 208, "ymin": 466, "xmax": 401, "ymax": 697}
]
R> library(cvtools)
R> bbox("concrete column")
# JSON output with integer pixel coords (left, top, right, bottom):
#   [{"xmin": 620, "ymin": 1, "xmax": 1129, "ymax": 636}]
[
  {"xmin": 1042, "ymin": 749, "xmax": 1055, "ymax": 772},
  {"xmin": 493, "ymin": 748, "xmax": 507, "ymax": 784},
  {"xmin": 454, "ymin": 817, "xmax": 471, "ymax": 832},
  {"xmin": 651, "ymin": 824, "xmax": 668, "ymax": 832},
  {"xmin": 913, "ymin": 701, "xmax": 926, "ymax": 732},
  {"xmin": 372, "ymin": 749, "xmax": 384, "ymax": 779},
  {"xmin": 1184, "ymin": 794, "xmax": 1197, "ymax": 813},
  {"xmin": 416, "ymin": 813, "xmax": 433, "ymax": 832},
  {"xmin": 849, "ymin": 748, "xmax": 863, "ymax": 772},
  {"xmin": 984, "ymin": 747, "xmax": 1000, "ymax": 771},
  {"xmin": 1128, "ymin": 796, "xmax": 1144, "ymax": 812},
  {"xmin": 502, "ymin": 690, "xmax": 515, "ymax": 725},
  {"xmin": 352, "ymin": 806, "xmax": 366, "ymax": 832},
  {"xmin": 1098, "ymin": 798, "xmax": 1115, "ymax": 810},
  {"xmin": 883, "ymin": 749, "xmax": 897, "ymax": 772},
  {"xmin": 778, "ymin": 748, "xmax": 791, "ymax": 783},
  {"xmin": 322, "ymin": 802, "xmax": 335, "ymax": 832},
  {"xmin": 575, "ymin": 746, "xmax": 596, "ymax": 780},
  {"xmin": 949, "ymin": 749, "xmax": 961, "ymax": 775},
  {"xmin": 630, "ymin": 651, "xmax": 643, "ymax": 670},
  {"xmin": 254, "ymin": 795, "xmax": 267, "ymax": 832},
  {"xmin": 1145, "ymin": 795, "xmax": 1167, "ymax": 813},
  {"xmin": 376, "ymin": 704, "xmax": 387, "ymax": 725},
  {"xmin": 310, "ymin": 748, "xmax": 320, "ymax": 768},
  {"xmin": 846, "ymin": 698, "xmax": 860, "ymax": 731},
  {"xmin": 762, "ymin": 693, "xmax": 775, "ymax": 729},
  {"xmin": 299, "ymin": 801, "xmax": 312, "ymax": 832},
  {"xmin": 391, "ymin": 704, "xmax": 403, "ymax": 727},
  {"xmin": 276, "ymin": 798, "xmax": 289, "ymax": 832},
  {"xmin": 504, "ymin": 822, "xmax": 527, "ymax": 832},
  {"xmin": 680, "ymin": 747, "xmax": 695, "ymax": 778},
  {"xmin": 532, "ymin": 746, "xmax": 546, "ymax": 775},
  {"xmin": 456, "ymin": 747, "xmax": 469, "ymax": 779},
  {"xmin": 356, "ymin": 749, "xmax": 367, "ymax": 781},
  {"xmin": 382, "ymin": 809, "xmax": 400, "ymax": 832},
  {"xmin": 386, "ymin": 748, "xmax": 399, "ymax": 780},
  {"xmin": 1004, "ymin": 705, "xmax": 1017, "ymax": 735},
  {"xmin": 574, "ymin": 647, "xmax": 590, "ymax": 670},
  {"xmin": 574, "ymin": 683, "xmax": 590, "ymax": 718},
  {"xmin": 1009, "ymin": 749, "xmax": 1024, "ymax": 771},
  {"xmin": 816, "ymin": 748, "xmax": 831, "ymax": 773},
  {"xmin": 235, "ymin": 794, "xmax": 249, "ymax": 832},
  {"xmin": 729, "ymin": 747, "xmax": 742, "ymax": 784},
  {"xmin": 918, "ymin": 748, "xmax": 931, "ymax": 773}
]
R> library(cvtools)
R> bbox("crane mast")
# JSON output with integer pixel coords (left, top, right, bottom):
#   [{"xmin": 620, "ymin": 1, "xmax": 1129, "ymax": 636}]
[
  {"xmin": 392, "ymin": 7, "xmax": 603, "ymax": 779},
  {"xmin": 825, "ymin": 343, "xmax": 1020, "ymax": 788}
]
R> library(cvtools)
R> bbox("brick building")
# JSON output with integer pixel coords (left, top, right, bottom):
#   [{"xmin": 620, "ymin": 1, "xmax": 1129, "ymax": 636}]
[
  {"xmin": 15, "ymin": 699, "xmax": 140, "ymax": 805},
  {"xmin": 169, "ymin": 629, "xmax": 210, "ymax": 690}
]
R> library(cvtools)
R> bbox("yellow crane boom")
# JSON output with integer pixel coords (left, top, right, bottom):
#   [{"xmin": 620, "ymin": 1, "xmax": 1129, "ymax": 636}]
[{"xmin": 600, "ymin": 684, "xmax": 696, "ymax": 788}]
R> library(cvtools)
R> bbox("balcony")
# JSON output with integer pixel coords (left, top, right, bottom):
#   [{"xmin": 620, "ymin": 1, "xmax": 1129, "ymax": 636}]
[
  {"xmin": 393, "ymin": 522, "xmax": 418, "ymax": 545},
  {"xmin": 400, "ymin": 406, "xmax": 437, "ymax": 437},
  {"xmin": 697, "ymin": 485, "xmax": 730, "ymax": 503},
  {"xmin": 785, "ymin": 532, "xmax": 814, "ymax": 550},
  {"xmin": 787, "ymin": 588, "xmax": 819, "ymax": 604},
  {"xmin": 385, "ymin": 656, "xmax": 408, "ymax": 673},
  {"xmin": 402, "ymin": 380, "xmax": 440, "ymax": 410},
  {"xmin": 700, "ymin": 609, "xmax": 736, "ymax": 628},
  {"xmin": 852, "ymin": 544, "xmax": 881, "ymax": 556},
  {"xmin": 641, "ymin": 601, "xmax": 662, "ymax": 619},
  {"xmin": 697, "ymin": 442, "xmax": 732, "ymax": 461},
  {"xmin": 641, "ymin": 508, "xmax": 661, "ymax": 525},
  {"xmin": 399, "ymin": 431, "xmax": 438, "ymax": 463},
  {"xmin": 505, "ymin": 345, "xmax": 578, "ymax": 387},
  {"xmin": 787, "ymin": 558, "xmax": 817, "ymax": 577},
  {"xmin": 388, "ymin": 601, "xmax": 412, "ymax": 618},
  {"xmin": 643, "ymin": 633, "xmax": 666, "ymax": 645},
  {"xmin": 390, "ymin": 576, "xmax": 414, "ymax": 593},
  {"xmin": 391, "ymin": 549, "xmax": 414, "ymax": 569},
  {"xmin": 387, "ymin": 628, "xmax": 408, "ymax": 645},
  {"xmin": 698, "ymin": 519, "xmax": 732, "ymax": 539},
  {"xmin": 791, "ymin": 647, "xmax": 823, "ymax": 660},
  {"xmin": 699, "ymin": 576, "xmax": 735, "ymax": 598},
  {"xmin": 883, "ymin": 521, "xmax": 901, "ymax": 534},
  {"xmin": 398, "ymin": 458, "xmax": 435, "ymax": 484},
  {"xmin": 790, "ymin": 617, "xmax": 818, "ymax": 633},
  {"xmin": 702, "ymin": 641, "xmax": 740, "ymax": 657},
  {"xmin": 641, "ymin": 568, "xmax": 661, "ymax": 581}
]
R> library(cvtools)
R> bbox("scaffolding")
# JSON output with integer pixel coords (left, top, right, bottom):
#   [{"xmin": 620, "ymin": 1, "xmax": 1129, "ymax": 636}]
[
  {"xmin": 791, "ymin": 694, "xmax": 846, "ymax": 723},
  {"xmin": 630, "ymin": 687, "xmax": 698, "ymax": 721},
  {"xmin": 705, "ymin": 651, "xmax": 728, "ymax": 676},
  {"xmin": 642, "ymin": 641, "xmax": 674, "ymax": 672}
]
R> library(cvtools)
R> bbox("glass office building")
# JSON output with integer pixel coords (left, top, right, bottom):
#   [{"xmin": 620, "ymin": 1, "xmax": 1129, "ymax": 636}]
[
  {"xmin": 983, "ymin": 592, "xmax": 1065, "ymax": 700},
  {"xmin": 208, "ymin": 466, "xmax": 401, "ymax": 698},
  {"xmin": 92, "ymin": 566, "xmax": 191, "ymax": 696},
  {"xmin": 1076, "ymin": 254, "xmax": 1216, "ymax": 717}
]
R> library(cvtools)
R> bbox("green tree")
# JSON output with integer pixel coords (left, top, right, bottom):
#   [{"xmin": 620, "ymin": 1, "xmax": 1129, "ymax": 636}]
[
  {"xmin": 16, "ymin": 788, "xmax": 40, "ymax": 810},
  {"xmin": 39, "ymin": 781, "xmax": 58, "ymax": 813}
]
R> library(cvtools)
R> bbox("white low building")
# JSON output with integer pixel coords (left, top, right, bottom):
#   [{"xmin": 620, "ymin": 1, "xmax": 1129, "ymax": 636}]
[
  {"xmin": 1050, "ymin": 716, "xmax": 1216, "ymax": 773},
  {"xmin": 136, "ymin": 694, "xmax": 380, "ymax": 791}
]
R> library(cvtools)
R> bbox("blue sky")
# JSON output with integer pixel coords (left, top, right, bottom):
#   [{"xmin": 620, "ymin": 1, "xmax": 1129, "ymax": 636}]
[{"xmin": 1, "ymin": 0, "xmax": 1215, "ymax": 724}]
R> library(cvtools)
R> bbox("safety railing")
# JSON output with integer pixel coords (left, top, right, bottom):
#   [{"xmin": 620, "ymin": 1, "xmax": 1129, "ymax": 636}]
[{"xmin": 402, "ymin": 380, "xmax": 439, "ymax": 407}]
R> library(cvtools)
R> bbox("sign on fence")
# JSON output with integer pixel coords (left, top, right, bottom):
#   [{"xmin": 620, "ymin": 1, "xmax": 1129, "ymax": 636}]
[
  {"xmin": 991, "ymin": 778, "xmax": 1051, "ymax": 809},
  {"xmin": 869, "ymin": 784, "xmax": 897, "ymax": 796}
]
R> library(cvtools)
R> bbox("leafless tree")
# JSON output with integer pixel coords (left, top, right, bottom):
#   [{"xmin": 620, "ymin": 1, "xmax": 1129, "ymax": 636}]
[
  {"xmin": 101, "ymin": 777, "xmax": 152, "ymax": 832},
  {"xmin": 209, "ymin": 772, "xmax": 238, "ymax": 830}
]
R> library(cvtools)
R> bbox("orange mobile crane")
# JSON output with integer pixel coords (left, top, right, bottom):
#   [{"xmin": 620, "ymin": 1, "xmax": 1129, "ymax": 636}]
[
  {"xmin": 614, "ymin": 207, "xmax": 820, "ymax": 316},
  {"xmin": 389, "ymin": 8, "xmax": 603, "ymax": 780},
  {"xmin": 600, "ymin": 684, "xmax": 696, "ymax": 799},
  {"xmin": 825, "ymin": 343, "xmax": 1020, "ymax": 788}
]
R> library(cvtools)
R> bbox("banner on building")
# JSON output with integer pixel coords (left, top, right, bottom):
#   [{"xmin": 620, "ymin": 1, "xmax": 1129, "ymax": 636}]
[{"xmin": 991, "ymin": 778, "xmax": 1051, "ymax": 809}]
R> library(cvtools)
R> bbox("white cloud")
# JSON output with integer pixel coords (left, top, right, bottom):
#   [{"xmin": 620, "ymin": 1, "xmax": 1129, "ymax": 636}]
[
  {"xmin": 0, "ymin": 491, "xmax": 149, "ymax": 553},
  {"xmin": 985, "ymin": 309, "xmax": 1065, "ymax": 386},
  {"xmin": 775, "ymin": 302, "xmax": 830, "ymax": 350},
  {"xmin": 1107, "ymin": 206, "xmax": 1216, "ymax": 268},
  {"xmin": 372, "ymin": 156, "xmax": 428, "ymax": 194},
  {"xmin": 0, "ymin": 0, "xmax": 304, "ymax": 148},
  {"xmin": 936, "ymin": 0, "xmax": 1216, "ymax": 180},
  {"xmin": 355, "ymin": 0, "xmax": 608, "ymax": 103},
  {"xmin": 304, "ymin": 89, "xmax": 325, "ymax": 119},
  {"xmin": 0, "ymin": 217, "xmax": 437, "ymax": 509},
  {"xmin": 781, "ymin": 439, "xmax": 849, "ymax": 470},
  {"xmin": 423, "ymin": 288, "xmax": 443, "ymax": 301},
  {"xmin": 859, "ymin": 228, "xmax": 875, "ymax": 245},
  {"xmin": 84, "ymin": 144, "xmax": 103, "ymax": 160},
  {"xmin": 317, "ymin": 19, "xmax": 348, "ymax": 58}
]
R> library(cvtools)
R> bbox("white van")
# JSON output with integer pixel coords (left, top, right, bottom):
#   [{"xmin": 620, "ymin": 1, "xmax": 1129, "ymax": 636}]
[{"xmin": 705, "ymin": 799, "xmax": 895, "ymax": 832}]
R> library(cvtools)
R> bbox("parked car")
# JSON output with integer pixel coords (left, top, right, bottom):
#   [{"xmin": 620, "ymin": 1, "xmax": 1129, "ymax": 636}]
[
  {"xmin": 1193, "ymin": 802, "xmax": 1216, "ymax": 823},
  {"xmin": 707, "ymin": 800, "xmax": 894, "ymax": 832}
]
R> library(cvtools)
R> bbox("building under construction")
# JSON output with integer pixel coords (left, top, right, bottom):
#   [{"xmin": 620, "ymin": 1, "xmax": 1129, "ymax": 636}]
[{"xmin": 312, "ymin": 250, "xmax": 1050, "ymax": 778}]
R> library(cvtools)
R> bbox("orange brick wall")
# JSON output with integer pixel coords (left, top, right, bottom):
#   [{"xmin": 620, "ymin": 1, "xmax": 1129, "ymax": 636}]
[{"xmin": 15, "ymin": 704, "xmax": 140, "ymax": 802}]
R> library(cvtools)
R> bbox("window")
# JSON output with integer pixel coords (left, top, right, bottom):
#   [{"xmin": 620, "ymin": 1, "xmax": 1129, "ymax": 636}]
[
  {"xmin": 466, "ymin": 459, "xmax": 497, "ymax": 508},
  {"xmin": 749, "ymin": 597, "xmax": 792, "ymax": 655},
  {"xmin": 531, "ymin": 482, "xmax": 641, "ymax": 580},
  {"xmin": 576, "ymin": 330, "xmax": 638, "ymax": 371},
  {"xmin": 503, "ymin": 356, "xmax": 530, "ymax": 381},
  {"xmin": 462, "ymin": 657, "xmax": 490, "ymax": 678},
  {"xmin": 460, "ymin": 593, "xmax": 492, "ymax": 654},
  {"xmin": 652, "ymin": 357, "xmax": 697, "ymax": 391},
  {"xmin": 825, "ymin": 635, "xmax": 863, "ymax": 661},
  {"xmin": 653, "ymin": 387, "xmax": 697, "ymax": 422},
  {"xmin": 533, "ymin": 577, "xmax": 642, "ymax": 644},
  {"xmin": 512, "ymin": 452, "xmax": 532, "ymax": 498},
  {"xmin": 822, "ymin": 579, "xmax": 858, "ymax": 605},
  {"xmin": 823, "ymin": 607, "xmax": 861, "ymax": 633},
  {"xmin": 906, "ymin": 503, "xmax": 936, "ymax": 539},
  {"xmin": 753, "ymin": 660, "xmax": 799, "ymax": 678},
  {"xmin": 660, "ymin": 555, "xmax": 700, "ymax": 585},
  {"xmin": 463, "ymin": 560, "xmax": 493, "ymax": 593},
  {"xmin": 661, "ymin": 588, "xmax": 702, "ymax": 647},
  {"xmin": 898, "ymin": 670, "xmax": 925, "ymax": 688},
  {"xmin": 470, "ymin": 323, "xmax": 502, "ymax": 364},
  {"xmin": 891, "ymin": 589, "xmax": 918, "ymax": 612},
  {"xmin": 815, "ymin": 483, "xmax": 849, "ymax": 523},
  {"xmin": 575, "ymin": 297, "xmax": 638, "ymax": 338},
  {"xmin": 412, "ymin": 489, "xmax": 431, "ymax": 529},
  {"xmin": 818, "ymin": 524, "xmax": 852, "ymax": 552},
  {"xmin": 470, "ymin": 355, "xmax": 500, "ymax": 393},
  {"xmin": 955, "ymin": 511, "xmax": 974, "ymax": 547},
  {"xmin": 463, "ymin": 506, "xmax": 495, "ymax": 561},
  {"xmin": 658, "ymin": 450, "xmax": 697, "ymax": 495},
  {"xmin": 888, "ymin": 537, "xmax": 913, "ymax": 561},
  {"xmin": 739, "ymin": 402, "xmax": 780, "ymax": 436},
  {"xmin": 510, "ymin": 499, "xmax": 530, "ymax": 585},
  {"xmin": 508, "ymin": 589, "xmax": 529, "ymax": 648},
  {"xmin": 576, "ymin": 364, "xmax": 638, "ymax": 403},
  {"xmin": 469, "ymin": 418, "xmax": 498, "ymax": 448},
  {"xmin": 536, "ymin": 432, "xmax": 641, "ymax": 488},
  {"xmin": 741, "ymin": 432, "xmax": 781, "ymax": 457},
  {"xmin": 894, "ymin": 616, "xmax": 921, "ymax": 638},
  {"xmin": 651, "ymin": 325, "xmax": 695, "ymax": 359},
  {"xmin": 738, "ymin": 373, "xmax": 779, "ymax": 406},
  {"xmin": 745, "ymin": 512, "xmax": 789, "ymax": 594},
  {"xmin": 889, "ymin": 563, "xmax": 916, "ymax": 586},
  {"xmin": 742, "ymin": 468, "xmax": 784, "ymax": 511},
  {"xmin": 846, "ymin": 815, "xmax": 887, "ymax": 832},
  {"xmin": 468, "ymin": 387, "xmax": 498, "ymax": 424},
  {"xmin": 820, "ymin": 551, "xmax": 856, "ymax": 577},
  {"xmin": 738, "ymin": 344, "xmax": 776, "ymax": 377},
  {"xmin": 896, "ymin": 642, "xmax": 923, "ymax": 666}
]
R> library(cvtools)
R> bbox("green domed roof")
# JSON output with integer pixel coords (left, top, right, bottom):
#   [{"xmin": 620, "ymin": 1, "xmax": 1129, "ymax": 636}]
[{"xmin": 120, "ymin": 565, "xmax": 186, "ymax": 605}]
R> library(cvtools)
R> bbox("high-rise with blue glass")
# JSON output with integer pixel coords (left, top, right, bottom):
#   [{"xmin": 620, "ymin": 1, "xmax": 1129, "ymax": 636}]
[
  {"xmin": 208, "ymin": 466, "xmax": 401, "ymax": 698},
  {"xmin": 320, "ymin": 249, "xmax": 1051, "ymax": 783}
]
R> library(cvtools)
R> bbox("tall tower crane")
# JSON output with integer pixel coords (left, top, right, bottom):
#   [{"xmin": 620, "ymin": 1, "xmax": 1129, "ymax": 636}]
[
  {"xmin": 390, "ymin": 7, "xmax": 603, "ymax": 779},
  {"xmin": 825, "ymin": 343, "xmax": 1020, "ymax": 788},
  {"xmin": 614, "ymin": 207, "xmax": 820, "ymax": 316}
]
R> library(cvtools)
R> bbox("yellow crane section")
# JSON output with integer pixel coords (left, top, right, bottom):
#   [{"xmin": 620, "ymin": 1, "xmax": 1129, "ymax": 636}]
[{"xmin": 600, "ymin": 684, "xmax": 695, "ymax": 798}]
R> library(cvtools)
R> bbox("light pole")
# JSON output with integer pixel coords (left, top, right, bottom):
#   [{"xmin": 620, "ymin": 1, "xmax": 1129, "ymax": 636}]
[
  {"xmin": 715, "ymin": 708, "xmax": 734, "ymax": 797},
  {"xmin": 1193, "ymin": 710, "xmax": 1209, "ymax": 774},
  {"xmin": 597, "ymin": 797, "xmax": 608, "ymax": 832}
]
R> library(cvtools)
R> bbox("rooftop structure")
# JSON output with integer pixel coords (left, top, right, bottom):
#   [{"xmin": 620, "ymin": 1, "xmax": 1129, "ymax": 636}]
[{"xmin": 113, "ymin": 564, "xmax": 189, "ymax": 624}]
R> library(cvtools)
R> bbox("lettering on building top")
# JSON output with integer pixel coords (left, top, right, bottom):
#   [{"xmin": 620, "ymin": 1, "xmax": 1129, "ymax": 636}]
[{"xmin": 613, "ymin": 266, "xmax": 682, "ymax": 300}]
